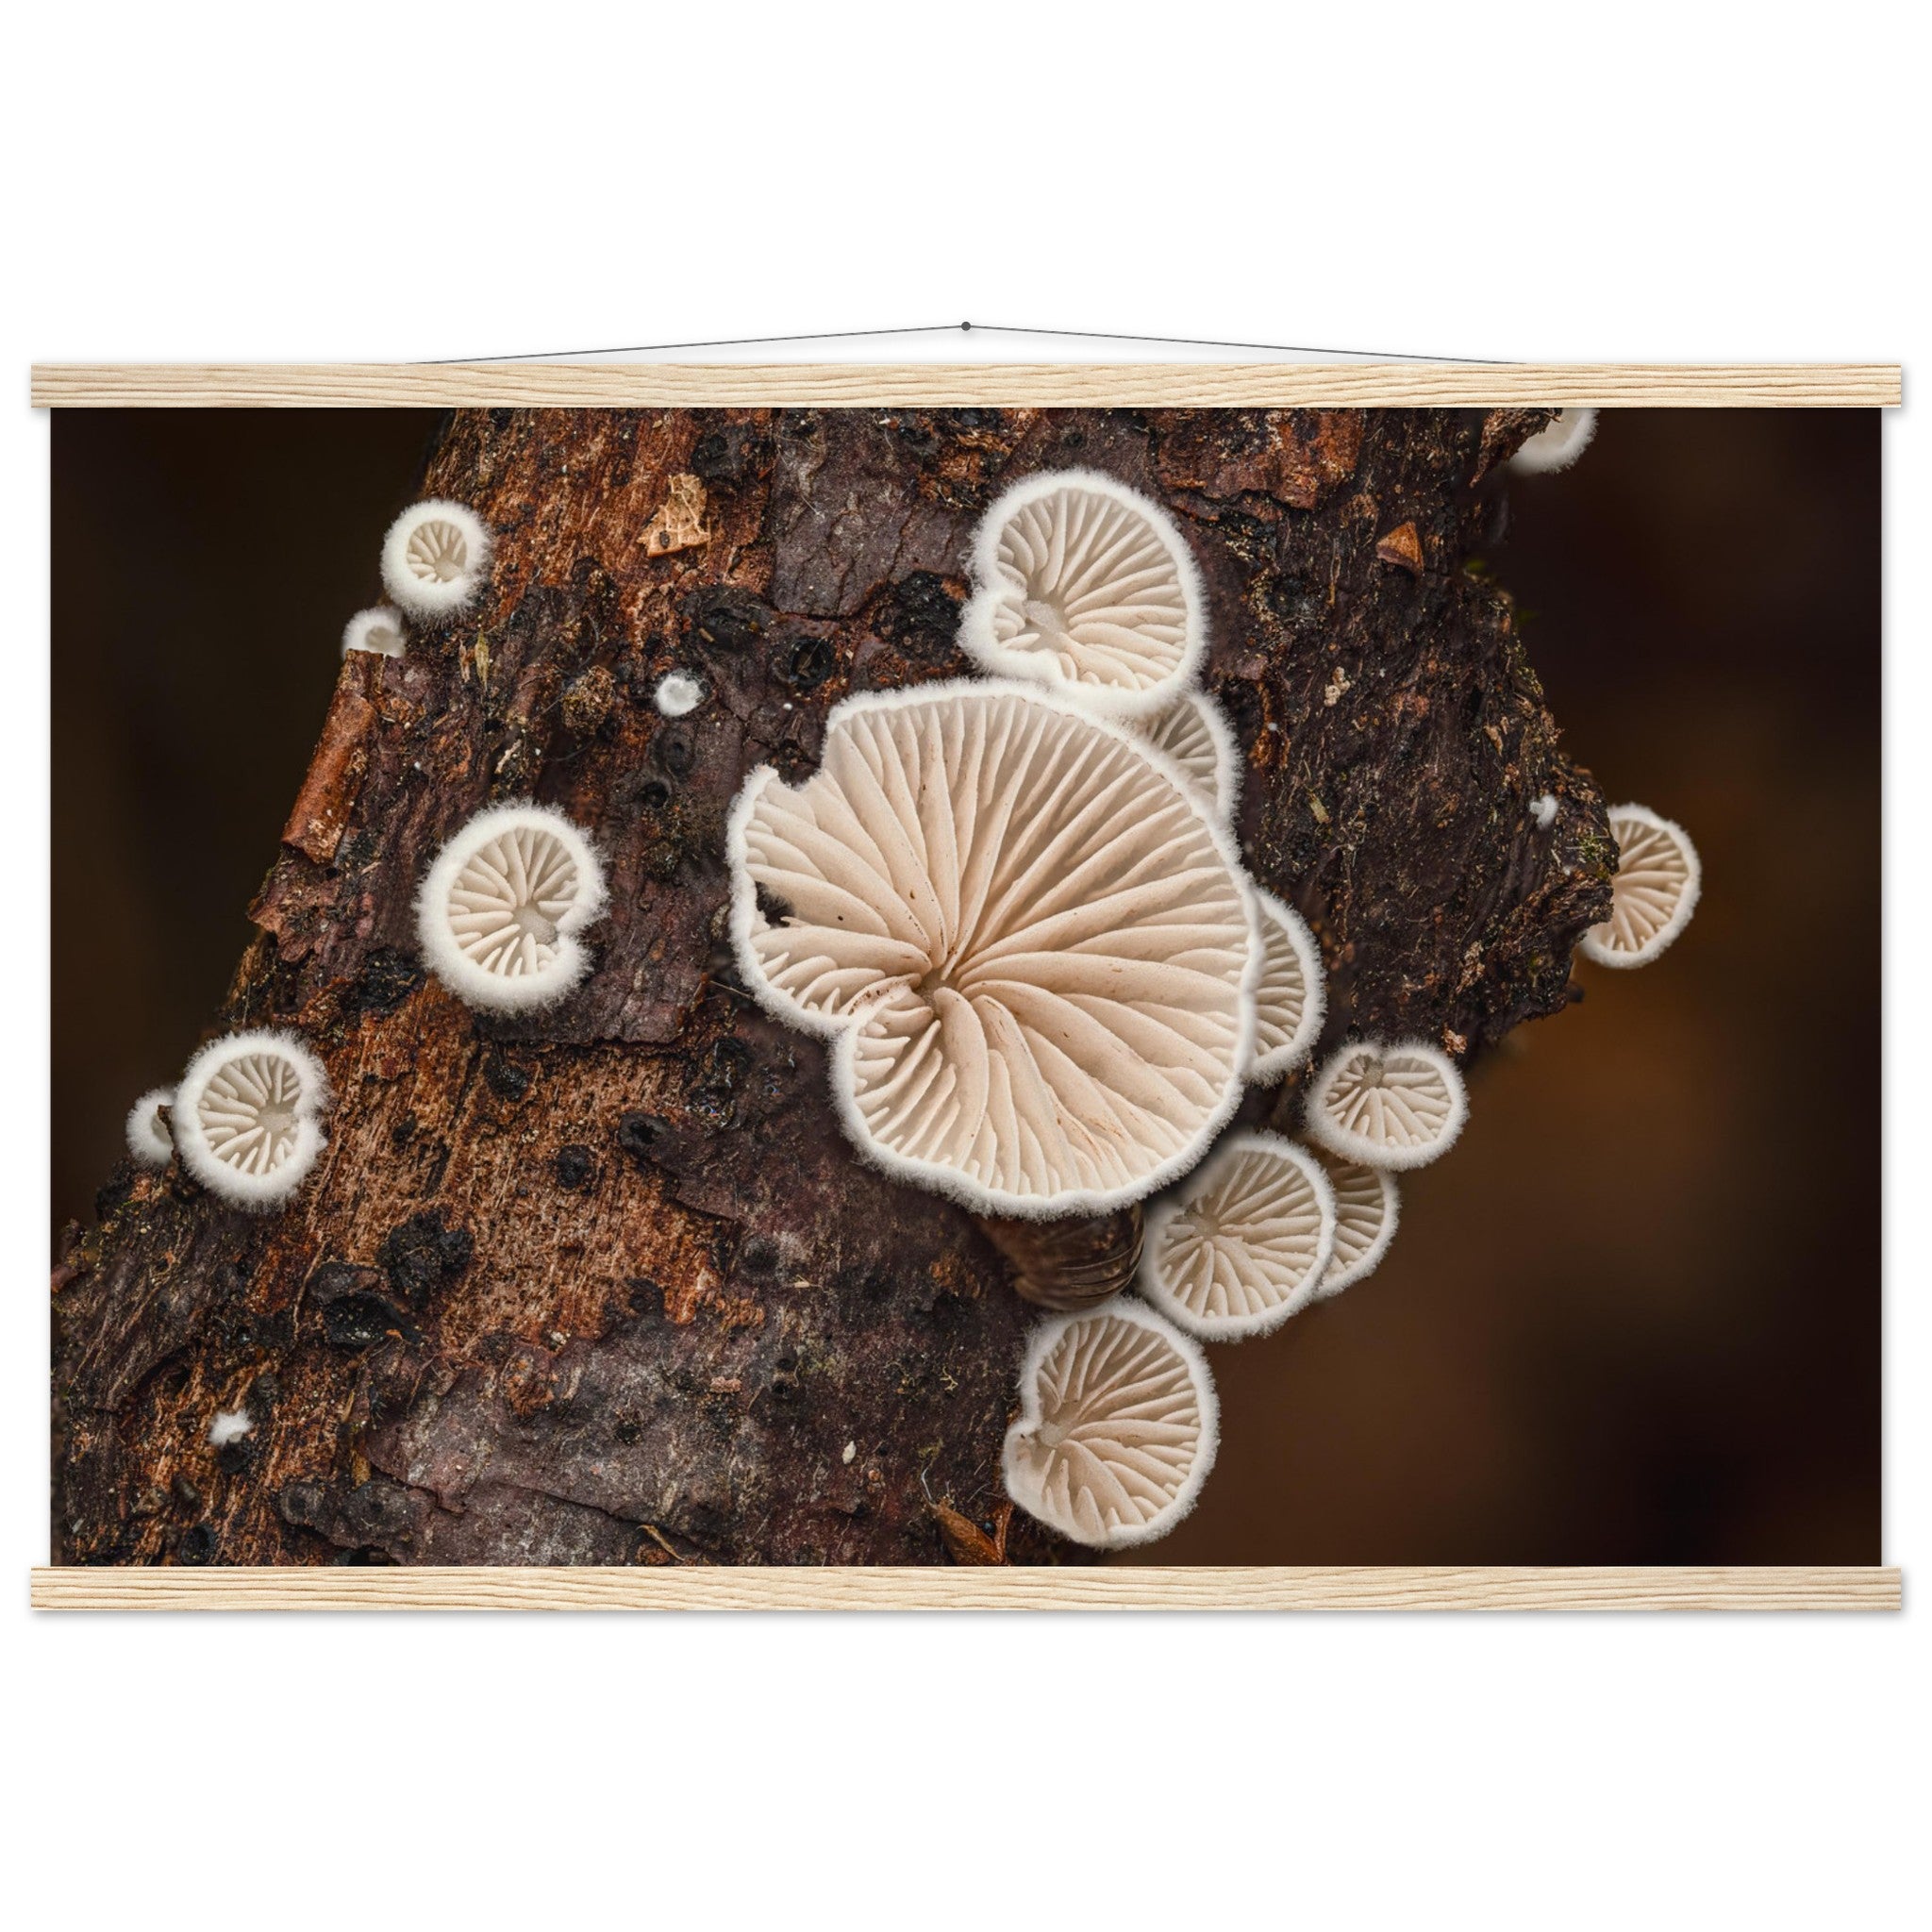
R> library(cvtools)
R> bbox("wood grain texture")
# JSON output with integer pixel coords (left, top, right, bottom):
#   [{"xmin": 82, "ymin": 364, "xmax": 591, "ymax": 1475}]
[
  {"xmin": 29, "ymin": 1565, "xmax": 1903, "ymax": 1611},
  {"xmin": 29, "ymin": 362, "xmax": 1903, "ymax": 409}
]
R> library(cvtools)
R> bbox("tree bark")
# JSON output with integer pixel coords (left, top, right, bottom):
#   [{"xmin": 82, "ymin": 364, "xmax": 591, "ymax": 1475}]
[{"xmin": 52, "ymin": 403, "xmax": 1612, "ymax": 1568}]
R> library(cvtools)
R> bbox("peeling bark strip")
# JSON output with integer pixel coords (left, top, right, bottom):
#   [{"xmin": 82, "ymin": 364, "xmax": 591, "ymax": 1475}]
[{"xmin": 52, "ymin": 406, "xmax": 1613, "ymax": 1569}]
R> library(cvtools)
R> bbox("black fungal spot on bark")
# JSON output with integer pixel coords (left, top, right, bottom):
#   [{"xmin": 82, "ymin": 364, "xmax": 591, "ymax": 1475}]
[
  {"xmin": 175, "ymin": 1524, "xmax": 214, "ymax": 1565},
  {"xmin": 654, "ymin": 723, "xmax": 695, "ymax": 777},
  {"xmin": 485, "ymin": 1056, "xmax": 532, "ymax": 1104},
  {"xmin": 779, "ymin": 635, "xmax": 835, "ymax": 691},
  {"xmin": 616, "ymin": 1112, "xmax": 668, "ymax": 1167},
  {"xmin": 377, "ymin": 1210, "xmax": 475, "ymax": 1308},
  {"xmin": 554, "ymin": 1144, "xmax": 594, "ymax": 1191},
  {"xmin": 689, "ymin": 588, "xmax": 772, "ymax": 657},
  {"xmin": 690, "ymin": 425, "xmax": 771, "ymax": 489},
  {"xmin": 323, "ymin": 1291, "xmax": 421, "ymax": 1352}
]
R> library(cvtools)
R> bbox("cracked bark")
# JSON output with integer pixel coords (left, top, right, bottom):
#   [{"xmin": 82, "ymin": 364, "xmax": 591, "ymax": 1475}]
[{"xmin": 52, "ymin": 403, "xmax": 1612, "ymax": 1568}]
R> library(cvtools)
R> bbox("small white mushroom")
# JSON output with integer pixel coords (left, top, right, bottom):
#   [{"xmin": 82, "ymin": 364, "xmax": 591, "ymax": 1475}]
[
  {"xmin": 417, "ymin": 802, "xmax": 608, "ymax": 1013},
  {"xmin": 1002, "ymin": 1299, "xmax": 1218, "ymax": 1549},
  {"xmin": 729, "ymin": 679, "xmax": 1259, "ymax": 1217},
  {"xmin": 959, "ymin": 470, "xmax": 1206, "ymax": 718},
  {"xmin": 1531, "ymin": 792, "xmax": 1557, "ymax": 830},
  {"xmin": 125, "ymin": 1088, "xmax": 175, "ymax": 1168},
  {"xmin": 172, "ymin": 1030, "xmax": 330, "ymax": 1210},
  {"xmin": 1246, "ymin": 887, "xmax": 1326, "ymax": 1084},
  {"xmin": 1140, "ymin": 1132, "xmax": 1337, "ymax": 1341},
  {"xmin": 341, "ymin": 606, "xmax": 407, "ymax": 659},
  {"xmin": 1510, "ymin": 408, "xmax": 1598, "ymax": 475},
  {"xmin": 1577, "ymin": 804, "xmax": 1702, "ymax": 969},
  {"xmin": 1132, "ymin": 688, "xmax": 1241, "ymax": 822},
  {"xmin": 380, "ymin": 500, "xmax": 493, "ymax": 621},
  {"xmin": 654, "ymin": 672, "xmax": 704, "ymax": 718},
  {"xmin": 1307, "ymin": 1147, "xmax": 1400, "ymax": 1302},
  {"xmin": 207, "ymin": 1408, "xmax": 255, "ymax": 1447},
  {"xmin": 1305, "ymin": 1038, "xmax": 1468, "ymax": 1171}
]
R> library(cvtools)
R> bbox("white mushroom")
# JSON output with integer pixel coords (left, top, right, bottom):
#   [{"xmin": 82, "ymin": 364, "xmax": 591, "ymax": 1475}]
[
  {"xmin": 1246, "ymin": 887, "xmax": 1326, "ymax": 1083},
  {"xmin": 1305, "ymin": 1038, "xmax": 1468, "ymax": 1171},
  {"xmin": 654, "ymin": 672, "xmax": 704, "ymax": 718},
  {"xmin": 172, "ymin": 1030, "xmax": 329, "ymax": 1210},
  {"xmin": 729, "ymin": 679, "xmax": 1258, "ymax": 1217},
  {"xmin": 341, "ymin": 606, "xmax": 407, "ymax": 659},
  {"xmin": 380, "ymin": 500, "xmax": 492, "ymax": 621},
  {"xmin": 959, "ymin": 471, "xmax": 1206, "ymax": 718},
  {"xmin": 417, "ymin": 802, "xmax": 608, "ymax": 1014},
  {"xmin": 1577, "ymin": 804, "xmax": 1702, "ymax": 969},
  {"xmin": 1509, "ymin": 408, "xmax": 1598, "ymax": 475},
  {"xmin": 207, "ymin": 1408, "xmax": 255, "ymax": 1447},
  {"xmin": 125, "ymin": 1088, "xmax": 175, "ymax": 1168},
  {"xmin": 1307, "ymin": 1147, "xmax": 1399, "ymax": 1301},
  {"xmin": 1132, "ymin": 688, "xmax": 1240, "ymax": 821},
  {"xmin": 1140, "ymin": 1132, "xmax": 1337, "ymax": 1341},
  {"xmin": 1002, "ymin": 1299, "xmax": 1218, "ymax": 1549}
]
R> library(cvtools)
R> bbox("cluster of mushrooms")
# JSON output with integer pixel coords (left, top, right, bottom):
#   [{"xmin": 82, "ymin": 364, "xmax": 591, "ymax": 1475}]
[{"xmin": 122, "ymin": 415, "xmax": 1704, "ymax": 1549}]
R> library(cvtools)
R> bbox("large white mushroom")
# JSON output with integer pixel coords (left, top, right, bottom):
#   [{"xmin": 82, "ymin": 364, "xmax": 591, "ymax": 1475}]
[
  {"xmin": 728, "ymin": 679, "xmax": 1259, "ymax": 1218},
  {"xmin": 1305, "ymin": 1038, "xmax": 1468, "ymax": 1172},
  {"xmin": 1139, "ymin": 1131, "xmax": 1337, "ymax": 1341},
  {"xmin": 1002, "ymin": 1299, "xmax": 1218, "ymax": 1549},
  {"xmin": 172, "ymin": 1030, "xmax": 330, "ymax": 1210},
  {"xmin": 1577, "ymin": 804, "xmax": 1702, "ymax": 969},
  {"xmin": 959, "ymin": 471, "xmax": 1206, "ymax": 718}
]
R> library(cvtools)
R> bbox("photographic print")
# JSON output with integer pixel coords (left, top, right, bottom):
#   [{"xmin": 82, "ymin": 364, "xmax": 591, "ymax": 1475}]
[{"xmin": 42, "ymin": 374, "xmax": 1890, "ymax": 1604}]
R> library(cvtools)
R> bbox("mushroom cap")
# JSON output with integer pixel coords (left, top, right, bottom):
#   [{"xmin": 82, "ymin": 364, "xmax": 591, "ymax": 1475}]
[
  {"xmin": 1246, "ymin": 886, "xmax": 1326, "ymax": 1084},
  {"xmin": 729, "ymin": 679, "xmax": 1259, "ymax": 1218},
  {"xmin": 341, "ymin": 606, "xmax": 407, "ymax": 659},
  {"xmin": 1305, "ymin": 1038, "xmax": 1468, "ymax": 1171},
  {"xmin": 380, "ymin": 499, "xmax": 492, "ymax": 621},
  {"xmin": 125, "ymin": 1087, "xmax": 175, "ymax": 1168},
  {"xmin": 1509, "ymin": 408, "xmax": 1598, "ymax": 475},
  {"xmin": 1140, "ymin": 1131, "xmax": 1338, "ymax": 1341},
  {"xmin": 1133, "ymin": 688, "xmax": 1241, "ymax": 822},
  {"xmin": 1002, "ymin": 1299, "xmax": 1218, "ymax": 1549},
  {"xmin": 654, "ymin": 672, "xmax": 704, "ymax": 718},
  {"xmin": 1577, "ymin": 803, "xmax": 1701, "ymax": 969},
  {"xmin": 172, "ymin": 1029, "xmax": 329, "ymax": 1209},
  {"xmin": 1307, "ymin": 1147, "xmax": 1400, "ymax": 1301},
  {"xmin": 959, "ymin": 470, "xmax": 1207, "ymax": 718},
  {"xmin": 417, "ymin": 802, "xmax": 608, "ymax": 1014}
]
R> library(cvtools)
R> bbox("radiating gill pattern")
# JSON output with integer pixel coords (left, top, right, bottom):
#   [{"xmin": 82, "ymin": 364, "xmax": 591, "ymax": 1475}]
[
  {"xmin": 964, "ymin": 475, "xmax": 1200, "ymax": 710},
  {"xmin": 1309, "ymin": 1150, "xmax": 1398, "ymax": 1300},
  {"xmin": 1307, "ymin": 1040, "xmax": 1467, "ymax": 1171},
  {"xmin": 196, "ymin": 1050, "xmax": 308, "ymax": 1177},
  {"xmin": 1135, "ymin": 689, "xmax": 1236, "ymax": 818},
  {"xmin": 734, "ymin": 683, "xmax": 1255, "ymax": 1212},
  {"xmin": 1002, "ymin": 1304, "xmax": 1216, "ymax": 1548},
  {"xmin": 1247, "ymin": 888, "xmax": 1324, "ymax": 1082},
  {"xmin": 1143, "ymin": 1133, "xmax": 1335, "ymax": 1339},
  {"xmin": 1578, "ymin": 805, "xmax": 1701, "ymax": 968},
  {"xmin": 404, "ymin": 516, "xmax": 472, "ymax": 587},
  {"xmin": 447, "ymin": 823, "xmax": 584, "ymax": 980}
]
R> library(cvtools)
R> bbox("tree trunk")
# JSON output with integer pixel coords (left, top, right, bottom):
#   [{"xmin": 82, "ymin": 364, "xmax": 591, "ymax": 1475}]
[{"xmin": 52, "ymin": 402, "xmax": 1611, "ymax": 1568}]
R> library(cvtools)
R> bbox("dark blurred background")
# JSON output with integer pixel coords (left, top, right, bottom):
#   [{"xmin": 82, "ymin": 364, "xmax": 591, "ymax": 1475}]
[{"xmin": 50, "ymin": 408, "xmax": 1879, "ymax": 1564}]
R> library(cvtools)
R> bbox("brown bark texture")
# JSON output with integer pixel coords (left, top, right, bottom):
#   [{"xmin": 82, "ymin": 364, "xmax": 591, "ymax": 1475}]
[{"xmin": 52, "ymin": 404, "xmax": 1613, "ymax": 1568}]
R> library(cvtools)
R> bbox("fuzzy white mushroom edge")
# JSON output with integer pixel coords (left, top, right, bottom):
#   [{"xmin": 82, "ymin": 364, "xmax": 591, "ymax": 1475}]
[
  {"xmin": 417, "ymin": 801, "xmax": 609, "ymax": 1014},
  {"xmin": 171, "ymin": 1029, "xmax": 331, "ymax": 1210},
  {"xmin": 380, "ymin": 499, "xmax": 493, "ymax": 622},
  {"xmin": 125, "ymin": 1088, "xmax": 175, "ymax": 1168}
]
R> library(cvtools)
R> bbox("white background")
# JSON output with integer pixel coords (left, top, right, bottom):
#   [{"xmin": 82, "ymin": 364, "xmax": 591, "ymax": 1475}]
[{"xmin": 3, "ymin": 5, "xmax": 1924, "ymax": 1924}]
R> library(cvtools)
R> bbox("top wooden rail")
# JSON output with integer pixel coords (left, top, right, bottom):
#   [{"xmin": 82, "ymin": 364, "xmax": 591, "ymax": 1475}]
[{"xmin": 28, "ymin": 362, "xmax": 1902, "ymax": 409}]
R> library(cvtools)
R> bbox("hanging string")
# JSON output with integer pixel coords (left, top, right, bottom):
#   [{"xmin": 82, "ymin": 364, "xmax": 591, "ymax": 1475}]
[{"xmin": 420, "ymin": 321, "xmax": 1511, "ymax": 367}]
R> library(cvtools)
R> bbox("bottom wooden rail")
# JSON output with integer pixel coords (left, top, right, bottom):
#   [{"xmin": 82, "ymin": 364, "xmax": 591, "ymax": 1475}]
[{"xmin": 29, "ymin": 1564, "xmax": 1902, "ymax": 1612}]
